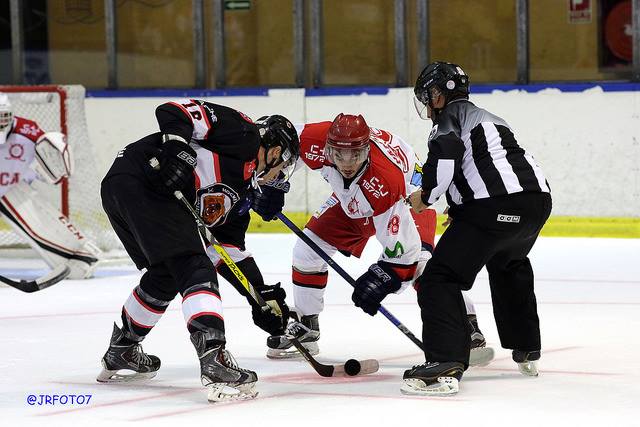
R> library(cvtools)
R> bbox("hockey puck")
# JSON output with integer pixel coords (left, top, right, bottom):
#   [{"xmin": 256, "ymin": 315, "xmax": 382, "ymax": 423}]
[{"xmin": 344, "ymin": 359, "xmax": 361, "ymax": 376}]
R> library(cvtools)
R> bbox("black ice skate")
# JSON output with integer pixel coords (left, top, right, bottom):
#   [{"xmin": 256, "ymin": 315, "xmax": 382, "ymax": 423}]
[
  {"xmin": 266, "ymin": 313, "xmax": 320, "ymax": 359},
  {"xmin": 96, "ymin": 323, "xmax": 161, "ymax": 383},
  {"xmin": 401, "ymin": 361, "xmax": 464, "ymax": 396},
  {"xmin": 191, "ymin": 331, "xmax": 258, "ymax": 402},
  {"xmin": 513, "ymin": 350, "xmax": 540, "ymax": 376},
  {"xmin": 468, "ymin": 314, "xmax": 495, "ymax": 367}
]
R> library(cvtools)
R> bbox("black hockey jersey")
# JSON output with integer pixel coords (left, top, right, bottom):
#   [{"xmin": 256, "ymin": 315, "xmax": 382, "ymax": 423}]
[
  {"xmin": 104, "ymin": 99, "xmax": 261, "ymax": 228},
  {"xmin": 421, "ymin": 99, "xmax": 550, "ymax": 207}
]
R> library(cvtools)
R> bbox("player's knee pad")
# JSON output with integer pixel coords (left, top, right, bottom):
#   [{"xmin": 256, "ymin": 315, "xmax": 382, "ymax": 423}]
[
  {"xmin": 0, "ymin": 182, "xmax": 101, "ymax": 279},
  {"xmin": 164, "ymin": 252, "xmax": 218, "ymax": 292},
  {"xmin": 292, "ymin": 230, "xmax": 332, "ymax": 273},
  {"xmin": 139, "ymin": 267, "xmax": 178, "ymax": 301}
]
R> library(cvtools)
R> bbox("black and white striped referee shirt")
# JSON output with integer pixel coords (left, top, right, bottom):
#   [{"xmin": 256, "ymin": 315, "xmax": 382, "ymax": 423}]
[{"xmin": 420, "ymin": 99, "xmax": 550, "ymax": 207}]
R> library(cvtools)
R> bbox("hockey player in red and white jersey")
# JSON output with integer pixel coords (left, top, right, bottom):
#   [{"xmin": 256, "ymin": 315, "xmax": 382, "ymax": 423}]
[
  {"xmin": 0, "ymin": 93, "xmax": 100, "ymax": 280},
  {"xmin": 266, "ymin": 113, "xmax": 493, "ymax": 367}
]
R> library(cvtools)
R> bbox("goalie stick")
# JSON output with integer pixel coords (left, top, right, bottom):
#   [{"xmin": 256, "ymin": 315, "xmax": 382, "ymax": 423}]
[
  {"xmin": 276, "ymin": 212, "xmax": 425, "ymax": 351},
  {"xmin": 0, "ymin": 265, "xmax": 70, "ymax": 293},
  {"xmin": 170, "ymin": 189, "xmax": 378, "ymax": 377}
]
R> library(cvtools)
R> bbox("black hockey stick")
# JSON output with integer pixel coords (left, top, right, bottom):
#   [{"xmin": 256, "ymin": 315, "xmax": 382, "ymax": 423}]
[
  {"xmin": 0, "ymin": 265, "xmax": 70, "ymax": 293},
  {"xmin": 170, "ymin": 188, "xmax": 378, "ymax": 377},
  {"xmin": 276, "ymin": 212, "xmax": 425, "ymax": 351}
]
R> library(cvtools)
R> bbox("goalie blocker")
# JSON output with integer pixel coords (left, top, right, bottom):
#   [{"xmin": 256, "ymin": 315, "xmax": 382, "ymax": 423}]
[{"xmin": 0, "ymin": 181, "xmax": 100, "ymax": 279}]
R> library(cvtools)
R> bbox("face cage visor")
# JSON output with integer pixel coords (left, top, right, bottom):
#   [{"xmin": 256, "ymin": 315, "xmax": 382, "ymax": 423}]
[
  {"xmin": 324, "ymin": 144, "xmax": 370, "ymax": 171},
  {"xmin": 413, "ymin": 96, "xmax": 430, "ymax": 120},
  {"xmin": 0, "ymin": 108, "xmax": 13, "ymax": 133}
]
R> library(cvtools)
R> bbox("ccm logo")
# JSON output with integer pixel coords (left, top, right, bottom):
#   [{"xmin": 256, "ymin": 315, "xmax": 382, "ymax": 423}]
[{"xmin": 497, "ymin": 214, "xmax": 520, "ymax": 223}]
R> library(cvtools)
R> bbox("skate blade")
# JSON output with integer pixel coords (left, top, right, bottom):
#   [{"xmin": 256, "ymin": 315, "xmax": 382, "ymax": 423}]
[
  {"xmin": 517, "ymin": 361, "xmax": 539, "ymax": 377},
  {"xmin": 400, "ymin": 377, "xmax": 459, "ymax": 396},
  {"xmin": 96, "ymin": 368, "xmax": 157, "ymax": 383},
  {"xmin": 469, "ymin": 346, "xmax": 495, "ymax": 367},
  {"xmin": 206, "ymin": 382, "xmax": 258, "ymax": 402},
  {"xmin": 266, "ymin": 342, "xmax": 319, "ymax": 359}
]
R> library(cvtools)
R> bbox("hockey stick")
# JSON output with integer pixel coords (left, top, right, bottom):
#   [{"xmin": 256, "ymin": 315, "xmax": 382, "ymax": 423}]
[
  {"xmin": 276, "ymin": 212, "xmax": 425, "ymax": 351},
  {"xmin": 0, "ymin": 264, "xmax": 70, "ymax": 293},
  {"xmin": 171, "ymin": 189, "xmax": 378, "ymax": 377}
]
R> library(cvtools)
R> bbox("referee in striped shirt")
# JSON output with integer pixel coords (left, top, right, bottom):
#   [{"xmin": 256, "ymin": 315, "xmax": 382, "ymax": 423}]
[{"xmin": 403, "ymin": 62, "xmax": 552, "ymax": 396}]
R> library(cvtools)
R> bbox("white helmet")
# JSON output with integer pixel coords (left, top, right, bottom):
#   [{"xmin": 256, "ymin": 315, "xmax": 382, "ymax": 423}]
[{"xmin": 0, "ymin": 93, "xmax": 13, "ymax": 143}]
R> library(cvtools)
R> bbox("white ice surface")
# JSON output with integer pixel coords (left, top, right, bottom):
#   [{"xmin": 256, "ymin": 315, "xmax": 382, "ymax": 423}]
[{"xmin": 1, "ymin": 235, "xmax": 639, "ymax": 426}]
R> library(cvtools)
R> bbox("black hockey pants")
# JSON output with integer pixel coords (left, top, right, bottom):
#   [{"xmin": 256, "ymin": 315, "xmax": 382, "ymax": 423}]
[{"xmin": 416, "ymin": 191, "xmax": 552, "ymax": 367}]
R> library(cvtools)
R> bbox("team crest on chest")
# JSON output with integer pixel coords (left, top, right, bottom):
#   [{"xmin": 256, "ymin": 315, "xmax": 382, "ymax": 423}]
[
  {"xmin": 4, "ymin": 143, "xmax": 25, "ymax": 161},
  {"xmin": 196, "ymin": 183, "xmax": 240, "ymax": 227},
  {"xmin": 347, "ymin": 196, "xmax": 360, "ymax": 215}
]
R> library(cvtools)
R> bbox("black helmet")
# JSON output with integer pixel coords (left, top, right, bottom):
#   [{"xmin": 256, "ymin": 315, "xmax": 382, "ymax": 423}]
[
  {"xmin": 255, "ymin": 114, "xmax": 300, "ymax": 175},
  {"xmin": 414, "ymin": 61, "xmax": 469, "ymax": 115}
]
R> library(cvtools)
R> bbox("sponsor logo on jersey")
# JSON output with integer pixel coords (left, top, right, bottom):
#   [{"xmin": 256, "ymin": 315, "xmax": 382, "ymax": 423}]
[
  {"xmin": 4, "ymin": 143, "xmax": 25, "ymax": 161},
  {"xmin": 0, "ymin": 172, "xmax": 20, "ymax": 186},
  {"xmin": 196, "ymin": 183, "xmax": 240, "ymax": 227},
  {"xmin": 361, "ymin": 176, "xmax": 389, "ymax": 199},
  {"xmin": 384, "ymin": 241, "xmax": 405, "ymax": 259},
  {"xmin": 18, "ymin": 123, "xmax": 40, "ymax": 137},
  {"xmin": 497, "ymin": 214, "xmax": 520, "ymax": 223},
  {"xmin": 313, "ymin": 195, "xmax": 338, "ymax": 218},
  {"xmin": 305, "ymin": 144, "xmax": 325, "ymax": 163}
]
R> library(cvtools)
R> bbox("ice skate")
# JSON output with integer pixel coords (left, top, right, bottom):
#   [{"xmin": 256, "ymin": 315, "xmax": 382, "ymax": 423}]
[
  {"xmin": 467, "ymin": 314, "xmax": 495, "ymax": 367},
  {"xmin": 513, "ymin": 350, "xmax": 540, "ymax": 376},
  {"xmin": 401, "ymin": 361, "xmax": 464, "ymax": 396},
  {"xmin": 191, "ymin": 332, "xmax": 258, "ymax": 402},
  {"xmin": 96, "ymin": 323, "xmax": 161, "ymax": 383},
  {"xmin": 266, "ymin": 314, "xmax": 320, "ymax": 359}
]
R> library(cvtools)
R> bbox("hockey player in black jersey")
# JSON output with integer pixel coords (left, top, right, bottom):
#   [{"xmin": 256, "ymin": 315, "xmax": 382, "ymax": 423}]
[
  {"xmin": 404, "ymin": 62, "xmax": 552, "ymax": 396},
  {"xmin": 97, "ymin": 99, "xmax": 298, "ymax": 402}
]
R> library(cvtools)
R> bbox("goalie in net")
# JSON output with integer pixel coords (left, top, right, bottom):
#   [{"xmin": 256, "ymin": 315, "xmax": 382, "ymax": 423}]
[{"xmin": 0, "ymin": 92, "xmax": 100, "ymax": 280}]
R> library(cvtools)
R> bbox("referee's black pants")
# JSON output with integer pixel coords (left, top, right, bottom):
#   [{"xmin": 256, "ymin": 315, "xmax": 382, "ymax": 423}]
[{"xmin": 416, "ymin": 192, "xmax": 552, "ymax": 368}]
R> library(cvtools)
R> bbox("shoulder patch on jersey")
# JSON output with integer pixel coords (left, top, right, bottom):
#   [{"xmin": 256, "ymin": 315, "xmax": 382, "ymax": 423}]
[
  {"xmin": 300, "ymin": 122, "xmax": 332, "ymax": 170},
  {"xmin": 12, "ymin": 117, "xmax": 43, "ymax": 142},
  {"xmin": 195, "ymin": 183, "xmax": 240, "ymax": 228}
]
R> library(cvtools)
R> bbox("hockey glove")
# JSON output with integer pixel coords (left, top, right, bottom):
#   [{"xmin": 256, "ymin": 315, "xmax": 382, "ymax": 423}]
[
  {"xmin": 352, "ymin": 262, "xmax": 402, "ymax": 316},
  {"xmin": 157, "ymin": 139, "xmax": 197, "ymax": 194},
  {"xmin": 252, "ymin": 283, "xmax": 290, "ymax": 335},
  {"xmin": 251, "ymin": 179, "xmax": 290, "ymax": 221}
]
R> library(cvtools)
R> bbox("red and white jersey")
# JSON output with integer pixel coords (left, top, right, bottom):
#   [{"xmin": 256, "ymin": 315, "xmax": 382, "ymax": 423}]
[
  {"xmin": 0, "ymin": 117, "xmax": 43, "ymax": 197},
  {"xmin": 297, "ymin": 122, "xmax": 424, "ymax": 275}
]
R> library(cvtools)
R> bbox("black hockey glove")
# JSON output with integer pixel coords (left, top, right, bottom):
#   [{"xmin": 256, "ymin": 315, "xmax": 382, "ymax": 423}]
[
  {"xmin": 251, "ymin": 283, "xmax": 290, "ymax": 335},
  {"xmin": 352, "ymin": 262, "xmax": 402, "ymax": 316},
  {"xmin": 157, "ymin": 139, "xmax": 197, "ymax": 194},
  {"xmin": 251, "ymin": 179, "xmax": 290, "ymax": 221}
]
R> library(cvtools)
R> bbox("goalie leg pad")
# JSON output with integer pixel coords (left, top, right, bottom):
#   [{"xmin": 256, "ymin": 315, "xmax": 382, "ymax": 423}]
[{"xmin": 0, "ymin": 182, "xmax": 100, "ymax": 279}]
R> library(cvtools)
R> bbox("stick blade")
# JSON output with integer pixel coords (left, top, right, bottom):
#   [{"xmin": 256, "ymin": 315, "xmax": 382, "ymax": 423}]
[{"xmin": 1, "ymin": 265, "xmax": 70, "ymax": 293}]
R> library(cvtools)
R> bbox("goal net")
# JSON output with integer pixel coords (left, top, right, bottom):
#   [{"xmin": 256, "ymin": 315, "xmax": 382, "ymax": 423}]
[{"xmin": 0, "ymin": 85, "xmax": 122, "ymax": 254}]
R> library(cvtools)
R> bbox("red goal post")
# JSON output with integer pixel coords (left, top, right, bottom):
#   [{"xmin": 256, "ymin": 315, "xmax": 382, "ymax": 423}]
[{"xmin": 0, "ymin": 85, "xmax": 121, "ymax": 253}]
